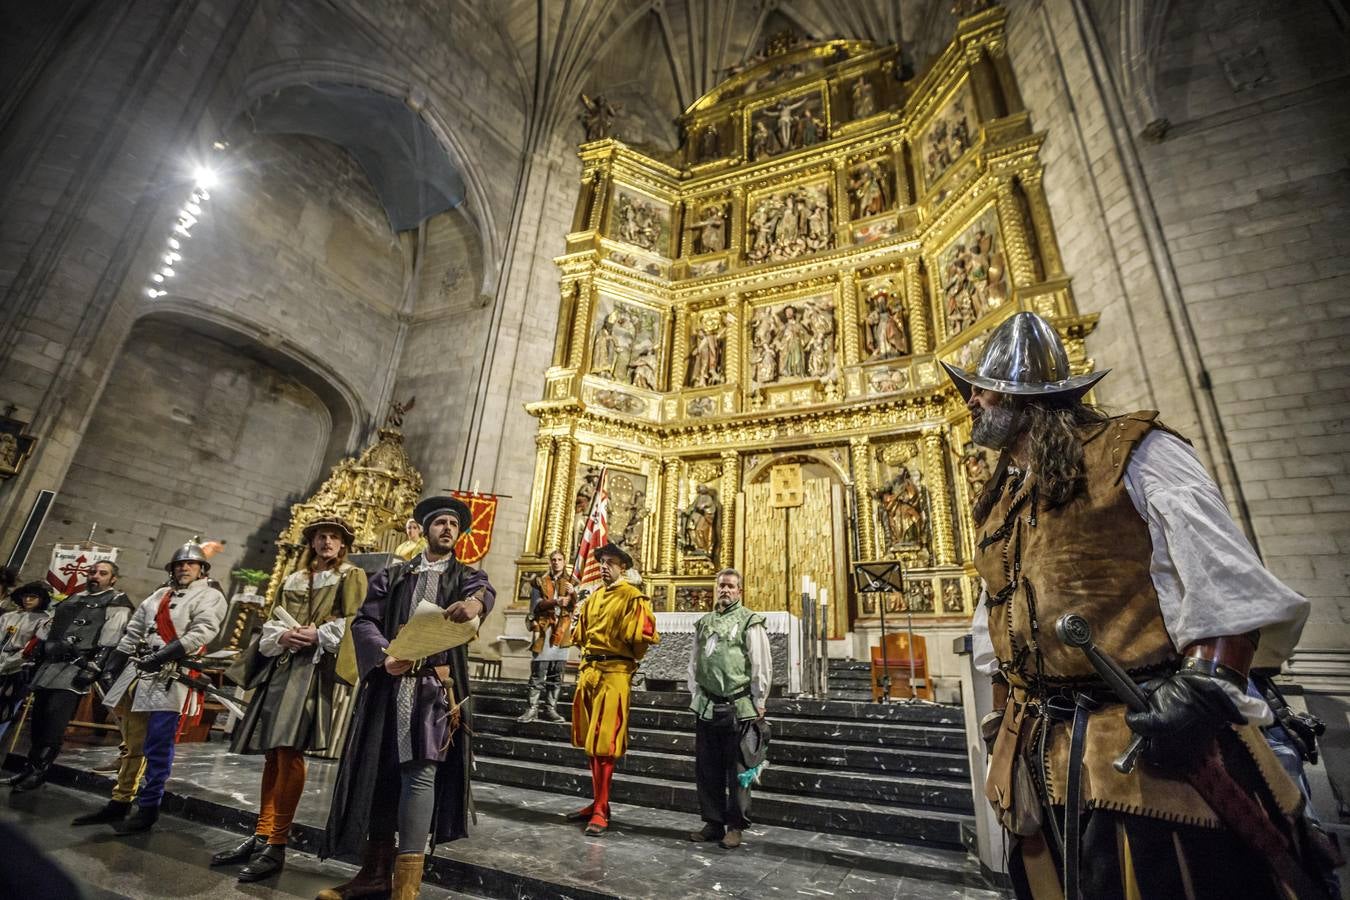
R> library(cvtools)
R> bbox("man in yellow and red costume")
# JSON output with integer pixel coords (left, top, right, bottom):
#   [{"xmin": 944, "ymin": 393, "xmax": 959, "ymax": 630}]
[{"xmin": 567, "ymin": 542, "xmax": 659, "ymax": 836}]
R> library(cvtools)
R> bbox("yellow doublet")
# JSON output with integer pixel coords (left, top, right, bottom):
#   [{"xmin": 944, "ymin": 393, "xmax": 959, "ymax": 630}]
[{"xmin": 570, "ymin": 581, "xmax": 660, "ymax": 758}]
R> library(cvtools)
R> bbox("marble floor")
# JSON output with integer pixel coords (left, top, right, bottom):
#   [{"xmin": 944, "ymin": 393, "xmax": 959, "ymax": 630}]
[
  {"xmin": 10, "ymin": 741, "xmax": 1011, "ymax": 899},
  {"xmin": 0, "ymin": 782, "xmax": 476, "ymax": 899}
]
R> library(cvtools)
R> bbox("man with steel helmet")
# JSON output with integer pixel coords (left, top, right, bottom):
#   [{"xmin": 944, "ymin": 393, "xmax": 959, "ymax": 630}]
[
  {"xmin": 99, "ymin": 539, "xmax": 226, "ymax": 835},
  {"xmin": 946, "ymin": 312, "xmax": 1315, "ymax": 899},
  {"xmin": 209, "ymin": 515, "xmax": 367, "ymax": 883}
]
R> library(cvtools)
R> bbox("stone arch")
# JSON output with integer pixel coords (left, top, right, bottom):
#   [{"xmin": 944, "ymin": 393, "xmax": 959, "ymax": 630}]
[
  {"xmin": 217, "ymin": 58, "xmax": 502, "ymax": 298},
  {"xmin": 136, "ymin": 299, "xmax": 367, "ymax": 470}
]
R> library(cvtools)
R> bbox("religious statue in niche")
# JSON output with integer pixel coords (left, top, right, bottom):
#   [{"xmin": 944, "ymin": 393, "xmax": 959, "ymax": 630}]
[
  {"xmin": 589, "ymin": 297, "xmax": 663, "ymax": 387},
  {"xmin": 868, "ymin": 367, "xmax": 909, "ymax": 394},
  {"xmin": 848, "ymin": 160, "xmax": 892, "ymax": 219},
  {"xmin": 749, "ymin": 298, "xmax": 837, "ymax": 388},
  {"xmin": 679, "ymin": 483, "xmax": 722, "ymax": 559},
  {"xmin": 923, "ymin": 88, "xmax": 974, "ymax": 187},
  {"xmin": 699, "ymin": 122, "xmax": 721, "ymax": 160},
  {"xmin": 746, "ymin": 184, "xmax": 832, "ymax": 263},
  {"xmin": 749, "ymin": 92, "xmax": 825, "ymax": 159},
  {"xmin": 850, "ymin": 77, "xmax": 877, "ymax": 119},
  {"xmin": 686, "ymin": 312, "xmax": 726, "ymax": 388},
  {"xmin": 579, "ymin": 93, "xmax": 621, "ymax": 141},
  {"xmin": 957, "ymin": 439, "xmax": 993, "ymax": 498},
  {"xmin": 862, "ymin": 285, "xmax": 910, "ymax": 360},
  {"xmin": 873, "ymin": 443, "xmax": 931, "ymax": 557},
  {"xmin": 940, "ymin": 578, "xmax": 965, "ymax": 614},
  {"xmin": 575, "ymin": 469, "xmax": 648, "ymax": 557},
  {"xmin": 688, "ymin": 203, "xmax": 728, "ymax": 255},
  {"xmin": 940, "ymin": 210, "xmax": 1006, "ymax": 338}
]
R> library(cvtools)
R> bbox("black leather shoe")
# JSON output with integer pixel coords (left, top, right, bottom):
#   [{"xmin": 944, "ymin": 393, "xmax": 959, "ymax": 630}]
[
  {"xmin": 2, "ymin": 766, "xmax": 34, "ymax": 788},
  {"xmin": 237, "ymin": 844, "xmax": 285, "ymax": 882},
  {"xmin": 72, "ymin": 800, "xmax": 131, "ymax": 826},
  {"xmin": 112, "ymin": 805, "xmax": 158, "ymax": 834},
  {"xmin": 211, "ymin": 834, "xmax": 266, "ymax": 866},
  {"xmin": 10, "ymin": 770, "xmax": 49, "ymax": 793}
]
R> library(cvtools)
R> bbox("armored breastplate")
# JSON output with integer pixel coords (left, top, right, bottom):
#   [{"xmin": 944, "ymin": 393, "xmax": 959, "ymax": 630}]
[{"xmin": 46, "ymin": 590, "xmax": 123, "ymax": 654}]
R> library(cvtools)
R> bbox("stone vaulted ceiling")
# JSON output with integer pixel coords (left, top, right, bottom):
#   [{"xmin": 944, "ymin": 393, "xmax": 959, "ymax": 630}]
[{"xmin": 477, "ymin": 0, "xmax": 959, "ymax": 151}]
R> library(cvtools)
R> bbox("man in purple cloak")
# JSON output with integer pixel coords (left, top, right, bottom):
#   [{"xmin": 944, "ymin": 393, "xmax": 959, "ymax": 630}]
[{"xmin": 317, "ymin": 495, "xmax": 495, "ymax": 900}]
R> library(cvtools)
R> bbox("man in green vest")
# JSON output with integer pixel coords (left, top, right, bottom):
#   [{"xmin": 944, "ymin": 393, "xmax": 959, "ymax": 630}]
[{"xmin": 686, "ymin": 567, "xmax": 771, "ymax": 850}]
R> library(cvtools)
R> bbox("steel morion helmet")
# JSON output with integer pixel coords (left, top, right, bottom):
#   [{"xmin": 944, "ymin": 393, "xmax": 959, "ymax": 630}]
[
  {"xmin": 939, "ymin": 311, "xmax": 1109, "ymax": 402},
  {"xmin": 164, "ymin": 539, "xmax": 211, "ymax": 574}
]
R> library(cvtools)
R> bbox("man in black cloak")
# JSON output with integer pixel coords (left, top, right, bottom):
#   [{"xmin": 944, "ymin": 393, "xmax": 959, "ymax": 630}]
[{"xmin": 317, "ymin": 496, "xmax": 494, "ymax": 900}]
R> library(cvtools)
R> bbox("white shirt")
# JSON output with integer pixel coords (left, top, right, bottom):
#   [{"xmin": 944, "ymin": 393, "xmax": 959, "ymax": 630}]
[{"xmin": 972, "ymin": 430, "xmax": 1309, "ymax": 723}]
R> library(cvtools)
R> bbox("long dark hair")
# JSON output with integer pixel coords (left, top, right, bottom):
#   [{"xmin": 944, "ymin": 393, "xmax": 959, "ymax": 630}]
[{"xmin": 973, "ymin": 399, "xmax": 1110, "ymax": 524}]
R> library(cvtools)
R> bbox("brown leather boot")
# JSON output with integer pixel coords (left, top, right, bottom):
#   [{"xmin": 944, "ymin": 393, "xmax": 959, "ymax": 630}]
[
  {"xmin": 314, "ymin": 837, "xmax": 395, "ymax": 900},
  {"xmin": 391, "ymin": 852, "xmax": 425, "ymax": 900}
]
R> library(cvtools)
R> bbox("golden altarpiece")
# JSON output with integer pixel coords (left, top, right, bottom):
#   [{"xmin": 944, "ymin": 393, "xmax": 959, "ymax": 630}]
[{"xmin": 516, "ymin": 8, "xmax": 1099, "ymax": 655}]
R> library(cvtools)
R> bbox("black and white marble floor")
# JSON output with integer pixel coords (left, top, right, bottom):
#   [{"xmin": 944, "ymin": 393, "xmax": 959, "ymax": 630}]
[{"xmin": 10, "ymin": 741, "xmax": 1011, "ymax": 899}]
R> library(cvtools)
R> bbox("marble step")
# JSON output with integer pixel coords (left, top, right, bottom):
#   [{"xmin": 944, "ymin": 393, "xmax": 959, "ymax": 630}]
[
  {"xmin": 476, "ymin": 756, "xmax": 971, "ymax": 848},
  {"xmin": 473, "ymin": 680, "xmax": 962, "ymax": 726},
  {"xmin": 827, "ymin": 690, "xmax": 877, "ymax": 703},
  {"xmin": 829, "ymin": 660, "xmax": 873, "ymax": 673},
  {"xmin": 476, "ymin": 714, "xmax": 969, "ymax": 780},
  {"xmin": 475, "ymin": 732, "xmax": 973, "ymax": 812},
  {"xmin": 472, "ymin": 693, "xmax": 966, "ymax": 751}
]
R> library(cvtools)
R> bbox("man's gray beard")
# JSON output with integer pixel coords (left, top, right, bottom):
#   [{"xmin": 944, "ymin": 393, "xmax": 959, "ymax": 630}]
[
  {"xmin": 716, "ymin": 596, "xmax": 734, "ymax": 610},
  {"xmin": 972, "ymin": 404, "xmax": 1019, "ymax": 449}
]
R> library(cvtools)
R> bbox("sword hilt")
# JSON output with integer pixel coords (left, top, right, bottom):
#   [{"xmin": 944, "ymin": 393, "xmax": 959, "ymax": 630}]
[{"xmin": 1053, "ymin": 614, "xmax": 1150, "ymax": 774}]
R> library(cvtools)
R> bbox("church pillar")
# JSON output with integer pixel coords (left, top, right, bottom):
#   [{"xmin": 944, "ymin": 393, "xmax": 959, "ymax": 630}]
[
  {"xmin": 849, "ymin": 437, "xmax": 878, "ymax": 559},
  {"xmin": 544, "ymin": 437, "xmax": 575, "ymax": 555},
  {"xmin": 719, "ymin": 450, "xmax": 739, "ymax": 569},
  {"xmin": 923, "ymin": 428, "xmax": 956, "ymax": 565},
  {"xmin": 840, "ymin": 275, "xmax": 862, "ymax": 366},
  {"xmin": 995, "ymin": 176, "xmax": 1038, "ymax": 289},
  {"xmin": 905, "ymin": 261, "xmax": 931, "ymax": 353},
  {"xmin": 659, "ymin": 457, "xmax": 681, "ymax": 573},
  {"xmin": 524, "ymin": 435, "xmax": 555, "ymax": 555}
]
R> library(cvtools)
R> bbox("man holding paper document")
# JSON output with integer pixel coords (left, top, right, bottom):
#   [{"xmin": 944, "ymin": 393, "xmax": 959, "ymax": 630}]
[
  {"xmin": 318, "ymin": 495, "xmax": 495, "ymax": 900},
  {"xmin": 210, "ymin": 515, "xmax": 366, "ymax": 883}
]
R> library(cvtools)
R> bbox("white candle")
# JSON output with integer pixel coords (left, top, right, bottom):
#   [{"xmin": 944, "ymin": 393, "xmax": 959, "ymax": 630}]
[
  {"xmin": 802, "ymin": 574, "xmax": 810, "ymax": 595},
  {"xmin": 820, "ymin": 587, "xmax": 828, "ymax": 607}
]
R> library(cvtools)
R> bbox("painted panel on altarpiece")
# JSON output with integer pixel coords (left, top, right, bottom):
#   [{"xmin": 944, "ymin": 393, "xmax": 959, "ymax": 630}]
[
  {"xmin": 748, "ymin": 91, "xmax": 827, "ymax": 160},
  {"xmin": 747, "ymin": 295, "xmax": 837, "ymax": 389},
  {"xmin": 573, "ymin": 466, "xmax": 649, "ymax": 566},
  {"xmin": 938, "ymin": 207, "xmax": 1007, "ymax": 341},
  {"xmin": 746, "ymin": 182, "xmax": 833, "ymax": 264},
  {"xmin": 609, "ymin": 186, "xmax": 671, "ymax": 255},
  {"xmin": 921, "ymin": 84, "xmax": 976, "ymax": 190},
  {"xmin": 675, "ymin": 585, "xmax": 714, "ymax": 612},
  {"xmin": 588, "ymin": 295, "xmax": 665, "ymax": 390}
]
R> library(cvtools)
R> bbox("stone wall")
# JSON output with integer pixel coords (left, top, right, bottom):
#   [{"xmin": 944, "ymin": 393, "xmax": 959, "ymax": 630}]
[
  {"xmin": 25, "ymin": 318, "xmax": 330, "ymax": 601},
  {"xmin": 1003, "ymin": 0, "xmax": 1350, "ymax": 651}
]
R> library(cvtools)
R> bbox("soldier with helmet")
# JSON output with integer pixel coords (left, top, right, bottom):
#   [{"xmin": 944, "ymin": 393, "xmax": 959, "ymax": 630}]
[
  {"xmin": 97, "ymin": 539, "xmax": 227, "ymax": 835},
  {"xmin": 945, "ymin": 312, "xmax": 1317, "ymax": 898},
  {"xmin": 0, "ymin": 581, "xmax": 55, "ymax": 755},
  {"xmin": 208, "ymin": 514, "xmax": 368, "ymax": 883},
  {"xmin": 5, "ymin": 569, "xmax": 130, "ymax": 794}
]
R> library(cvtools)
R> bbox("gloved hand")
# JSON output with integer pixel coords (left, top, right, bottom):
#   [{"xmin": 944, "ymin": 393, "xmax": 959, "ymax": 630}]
[
  {"xmin": 99, "ymin": 649, "xmax": 130, "ymax": 690},
  {"xmin": 45, "ymin": 641, "xmax": 78, "ymax": 662},
  {"xmin": 135, "ymin": 640, "xmax": 186, "ymax": 673},
  {"xmin": 1125, "ymin": 670, "xmax": 1244, "ymax": 772},
  {"xmin": 71, "ymin": 666, "xmax": 98, "ymax": 691}
]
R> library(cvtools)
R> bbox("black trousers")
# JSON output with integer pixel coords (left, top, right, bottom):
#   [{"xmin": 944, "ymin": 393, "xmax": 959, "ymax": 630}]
[
  {"xmin": 694, "ymin": 703, "xmax": 751, "ymax": 830},
  {"xmin": 1009, "ymin": 806, "xmax": 1287, "ymax": 900},
  {"xmin": 28, "ymin": 689, "xmax": 82, "ymax": 754}
]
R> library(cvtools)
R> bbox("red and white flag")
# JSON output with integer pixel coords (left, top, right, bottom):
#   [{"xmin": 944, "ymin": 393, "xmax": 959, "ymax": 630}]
[{"xmin": 573, "ymin": 468, "xmax": 609, "ymax": 590}]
